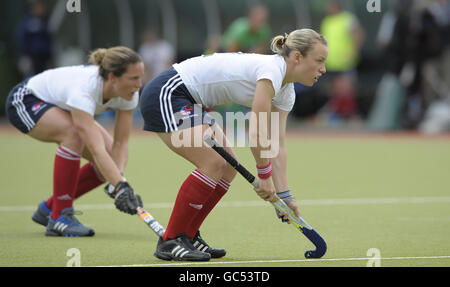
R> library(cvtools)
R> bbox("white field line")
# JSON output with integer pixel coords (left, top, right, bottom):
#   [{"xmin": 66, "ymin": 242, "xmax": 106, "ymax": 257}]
[
  {"xmin": 1, "ymin": 196, "xmax": 450, "ymax": 212},
  {"xmin": 93, "ymin": 255, "xmax": 450, "ymax": 267}
]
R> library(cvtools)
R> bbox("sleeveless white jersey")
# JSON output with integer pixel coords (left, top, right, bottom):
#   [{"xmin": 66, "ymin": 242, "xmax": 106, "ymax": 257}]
[
  {"xmin": 26, "ymin": 65, "xmax": 138, "ymax": 116},
  {"xmin": 173, "ymin": 53, "xmax": 295, "ymax": 111}
]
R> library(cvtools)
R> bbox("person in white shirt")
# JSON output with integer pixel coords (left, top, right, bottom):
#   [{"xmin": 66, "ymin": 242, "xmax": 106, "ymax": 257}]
[
  {"xmin": 6, "ymin": 46, "xmax": 145, "ymax": 237},
  {"xmin": 138, "ymin": 29, "xmax": 175, "ymax": 84},
  {"xmin": 140, "ymin": 29, "xmax": 328, "ymax": 261}
]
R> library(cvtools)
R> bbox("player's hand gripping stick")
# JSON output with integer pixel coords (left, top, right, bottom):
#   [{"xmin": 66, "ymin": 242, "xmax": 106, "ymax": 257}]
[
  {"xmin": 105, "ymin": 183, "xmax": 165, "ymax": 237},
  {"xmin": 204, "ymin": 135, "xmax": 327, "ymax": 259}
]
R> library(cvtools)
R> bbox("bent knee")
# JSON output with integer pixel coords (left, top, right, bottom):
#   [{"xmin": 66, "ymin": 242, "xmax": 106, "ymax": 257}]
[
  {"xmin": 208, "ymin": 156, "xmax": 228, "ymax": 174},
  {"xmin": 59, "ymin": 125, "xmax": 84, "ymax": 152},
  {"xmin": 198, "ymin": 156, "xmax": 227, "ymax": 180},
  {"xmin": 224, "ymin": 165, "xmax": 238, "ymax": 181}
]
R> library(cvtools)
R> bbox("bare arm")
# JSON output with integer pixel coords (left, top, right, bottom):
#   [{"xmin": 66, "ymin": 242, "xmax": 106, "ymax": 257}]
[
  {"xmin": 111, "ymin": 109, "xmax": 133, "ymax": 173},
  {"xmin": 249, "ymin": 79, "xmax": 273, "ymax": 166},
  {"xmin": 270, "ymin": 106, "xmax": 300, "ymax": 219},
  {"xmin": 270, "ymin": 106, "xmax": 289, "ymax": 193},
  {"xmin": 71, "ymin": 108, "xmax": 124, "ymax": 186},
  {"xmin": 249, "ymin": 79, "xmax": 276, "ymax": 202}
]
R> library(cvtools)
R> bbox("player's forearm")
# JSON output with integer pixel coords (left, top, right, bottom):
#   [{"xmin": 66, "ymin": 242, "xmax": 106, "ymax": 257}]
[
  {"xmin": 249, "ymin": 141, "xmax": 270, "ymax": 166},
  {"xmin": 112, "ymin": 109, "xmax": 132, "ymax": 173},
  {"xmin": 92, "ymin": 149, "xmax": 124, "ymax": 186},
  {"xmin": 249, "ymin": 81, "xmax": 273, "ymax": 166},
  {"xmin": 271, "ymin": 142, "xmax": 289, "ymax": 192},
  {"xmin": 111, "ymin": 141, "xmax": 129, "ymax": 173},
  {"xmin": 76, "ymin": 125, "xmax": 124, "ymax": 185},
  {"xmin": 249, "ymin": 113, "xmax": 271, "ymax": 166}
]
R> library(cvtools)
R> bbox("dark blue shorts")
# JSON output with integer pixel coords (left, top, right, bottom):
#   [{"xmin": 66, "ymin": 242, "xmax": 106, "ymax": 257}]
[
  {"xmin": 5, "ymin": 80, "xmax": 56, "ymax": 134},
  {"xmin": 140, "ymin": 67, "xmax": 214, "ymax": 133}
]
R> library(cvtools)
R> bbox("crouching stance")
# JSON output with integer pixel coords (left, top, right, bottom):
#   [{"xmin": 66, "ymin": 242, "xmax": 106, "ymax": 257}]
[
  {"xmin": 140, "ymin": 29, "xmax": 328, "ymax": 261},
  {"xmin": 6, "ymin": 46, "xmax": 144, "ymax": 237}
]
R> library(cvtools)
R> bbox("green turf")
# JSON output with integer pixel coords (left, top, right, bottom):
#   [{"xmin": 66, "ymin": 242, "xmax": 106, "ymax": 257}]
[{"xmin": 1, "ymin": 132, "xmax": 450, "ymax": 267}]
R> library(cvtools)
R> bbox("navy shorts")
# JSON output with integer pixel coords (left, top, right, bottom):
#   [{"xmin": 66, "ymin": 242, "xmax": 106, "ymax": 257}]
[
  {"xmin": 5, "ymin": 80, "xmax": 56, "ymax": 134},
  {"xmin": 140, "ymin": 67, "xmax": 214, "ymax": 133}
]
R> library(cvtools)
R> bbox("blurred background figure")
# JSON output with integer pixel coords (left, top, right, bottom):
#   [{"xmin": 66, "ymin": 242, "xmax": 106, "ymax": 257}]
[
  {"xmin": 215, "ymin": 2, "xmax": 273, "ymax": 141},
  {"xmin": 16, "ymin": 0, "xmax": 53, "ymax": 78},
  {"xmin": 221, "ymin": 2, "xmax": 271, "ymax": 54},
  {"xmin": 1, "ymin": 0, "xmax": 448, "ymax": 134},
  {"xmin": 371, "ymin": 0, "xmax": 450, "ymax": 132},
  {"xmin": 138, "ymin": 28, "xmax": 175, "ymax": 85},
  {"xmin": 204, "ymin": 34, "xmax": 223, "ymax": 55},
  {"xmin": 320, "ymin": 0, "xmax": 365, "ymax": 122}
]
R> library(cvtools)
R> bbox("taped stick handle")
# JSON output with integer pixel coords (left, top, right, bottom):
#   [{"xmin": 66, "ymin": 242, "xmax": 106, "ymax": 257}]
[
  {"xmin": 105, "ymin": 183, "xmax": 166, "ymax": 238},
  {"xmin": 136, "ymin": 207, "xmax": 166, "ymax": 237}
]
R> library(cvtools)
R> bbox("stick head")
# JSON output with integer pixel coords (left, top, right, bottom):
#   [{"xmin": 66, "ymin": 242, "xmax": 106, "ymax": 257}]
[{"xmin": 302, "ymin": 228, "xmax": 327, "ymax": 258}]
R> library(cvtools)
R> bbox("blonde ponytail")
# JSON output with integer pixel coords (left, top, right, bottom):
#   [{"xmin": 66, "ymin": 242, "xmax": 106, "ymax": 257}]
[
  {"xmin": 270, "ymin": 33, "xmax": 289, "ymax": 55},
  {"xmin": 88, "ymin": 46, "xmax": 142, "ymax": 80},
  {"xmin": 271, "ymin": 29, "xmax": 327, "ymax": 57}
]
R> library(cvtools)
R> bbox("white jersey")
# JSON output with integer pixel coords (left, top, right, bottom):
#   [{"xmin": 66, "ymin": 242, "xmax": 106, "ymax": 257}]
[
  {"xmin": 26, "ymin": 65, "xmax": 139, "ymax": 116},
  {"xmin": 173, "ymin": 53, "xmax": 295, "ymax": 111}
]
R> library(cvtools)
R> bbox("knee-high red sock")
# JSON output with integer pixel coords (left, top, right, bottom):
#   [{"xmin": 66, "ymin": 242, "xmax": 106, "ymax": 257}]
[
  {"xmin": 187, "ymin": 179, "xmax": 230, "ymax": 238},
  {"xmin": 46, "ymin": 162, "xmax": 105, "ymax": 209},
  {"xmin": 73, "ymin": 162, "xmax": 105, "ymax": 199},
  {"xmin": 50, "ymin": 145, "xmax": 81, "ymax": 220},
  {"xmin": 163, "ymin": 170, "xmax": 217, "ymax": 241}
]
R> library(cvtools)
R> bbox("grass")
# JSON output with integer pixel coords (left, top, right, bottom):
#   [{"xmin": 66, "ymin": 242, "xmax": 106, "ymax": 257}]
[{"xmin": 1, "ymin": 130, "xmax": 450, "ymax": 267}]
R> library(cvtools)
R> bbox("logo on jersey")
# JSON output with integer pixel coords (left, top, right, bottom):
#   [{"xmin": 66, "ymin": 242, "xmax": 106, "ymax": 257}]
[
  {"xmin": 180, "ymin": 105, "xmax": 193, "ymax": 116},
  {"xmin": 174, "ymin": 104, "xmax": 200, "ymax": 127},
  {"xmin": 31, "ymin": 101, "xmax": 47, "ymax": 115}
]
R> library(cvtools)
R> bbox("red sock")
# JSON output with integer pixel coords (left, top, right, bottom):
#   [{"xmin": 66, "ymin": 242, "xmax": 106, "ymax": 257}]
[
  {"xmin": 163, "ymin": 170, "xmax": 217, "ymax": 241},
  {"xmin": 187, "ymin": 179, "xmax": 230, "ymax": 238},
  {"xmin": 50, "ymin": 145, "xmax": 80, "ymax": 220},
  {"xmin": 46, "ymin": 162, "xmax": 105, "ymax": 209},
  {"xmin": 73, "ymin": 162, "xmax": 105, "ymax": 199}
]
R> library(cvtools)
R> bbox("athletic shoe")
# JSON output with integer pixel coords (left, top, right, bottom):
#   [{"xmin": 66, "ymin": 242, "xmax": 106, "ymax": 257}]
[
  {"xmin": 154, "ymin": 233, "xmax": 211, "ymax": 261},
  {"xmin": 192, "ymin": 231, "xmax": 226, "ymax": 258},
  {"xmin": 32, "ymin": 201, "xmax": 86, "ymax": 230},
  {"xmin": 45, "ymin": 207, "xmax": 95, "ymax": 237},
  {"xmin": 31, "ymin": 200, "xmax": 51, "ymax": 226}
]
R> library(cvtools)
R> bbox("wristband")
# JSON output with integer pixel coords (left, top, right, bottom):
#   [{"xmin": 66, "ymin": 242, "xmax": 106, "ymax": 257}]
[
  {"xmin": 257, "ymin": 161, "xmax": 272, "ymax": 179},
  {"xmin": 277, "ymin": 190, "xmax": 292, "ymax": 199}
]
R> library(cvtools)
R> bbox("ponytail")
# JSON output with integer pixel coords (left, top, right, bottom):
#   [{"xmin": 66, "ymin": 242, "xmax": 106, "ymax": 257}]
[
  {"xmin": 88, "ymin": 48, "xmax": 107, "ymax": 66},
  {"xmin": 88, "ymin": 46, "xmax": 142, "ymax": 80},
  {"xmin": 271, "ymin": 29, "xmax": 327, "ymax": 57}
]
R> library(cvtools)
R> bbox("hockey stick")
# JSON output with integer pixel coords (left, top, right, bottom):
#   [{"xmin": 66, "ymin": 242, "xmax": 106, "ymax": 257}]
[
  {"xmin": 136, "ymin": 207, "xmax": 165, "ymax": 237},
  {"xmin": 204, "ymin": 135, "xmax": 327, "ymax": 258},
  {"xmin": 105, "ymin": 185, "xmax": 165, "ymax": 237}
]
